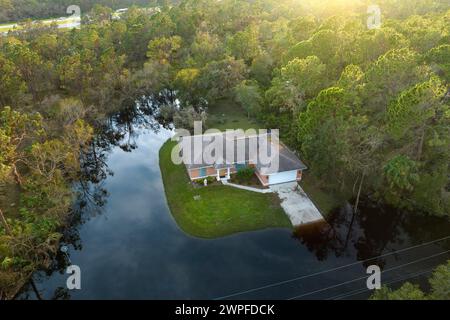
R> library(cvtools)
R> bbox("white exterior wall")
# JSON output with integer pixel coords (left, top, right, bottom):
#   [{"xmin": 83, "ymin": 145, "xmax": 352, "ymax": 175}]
[{"xmin": 268, "ymin": 170, "xmax": 298, "ymax": 185}]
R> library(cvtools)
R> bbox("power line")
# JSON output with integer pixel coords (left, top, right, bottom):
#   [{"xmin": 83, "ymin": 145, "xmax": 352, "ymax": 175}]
[
  {"xmin": 286, "ymin": 249, "xmax": 450, "ymax": 300},
  {"xmin": 214, "ymin": 235, "xmax": 450, "ymax": 300},
  {"xmin": 328, "ymin": 267, "xmax": 436, "ymax": 300},
  {"xmin": 330, "ymin": 266, "xmax": 436, "ymax": 300}
]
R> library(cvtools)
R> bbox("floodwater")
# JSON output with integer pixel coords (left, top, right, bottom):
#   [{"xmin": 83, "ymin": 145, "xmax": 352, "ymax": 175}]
[{"xmin": 19, "ymin": 102, "xmax": 450, "ymax": 300}]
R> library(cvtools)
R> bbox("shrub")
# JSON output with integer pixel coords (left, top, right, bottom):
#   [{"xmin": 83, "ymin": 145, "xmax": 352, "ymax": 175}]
[{"xmin": 236, "ymin": 167, "xmax": 255, "ymax": 182}]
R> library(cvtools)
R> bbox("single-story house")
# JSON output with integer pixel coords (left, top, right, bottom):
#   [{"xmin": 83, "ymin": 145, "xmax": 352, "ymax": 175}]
[{"xmin": 179, "ymin": 132, "xmax": 307, "ymax": 187}]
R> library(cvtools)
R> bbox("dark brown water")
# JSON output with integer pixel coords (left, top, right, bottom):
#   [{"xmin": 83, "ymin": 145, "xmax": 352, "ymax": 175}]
[{"xmin": 18, "ymin": 104, "xmax": 450, "ymax": 300}]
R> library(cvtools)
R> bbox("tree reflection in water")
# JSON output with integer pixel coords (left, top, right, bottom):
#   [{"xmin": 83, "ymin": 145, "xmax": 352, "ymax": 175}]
[
  {"xmin": 19, "ymin": 95, "xmax": 173, "ymax": 300},
  {"xmin": 293, "ymin": 200, "xmax": 450, "ymax": 271}
]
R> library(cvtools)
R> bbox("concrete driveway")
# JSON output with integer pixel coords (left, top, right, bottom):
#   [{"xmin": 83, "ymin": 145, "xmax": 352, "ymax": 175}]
[{"xmin": 270, "ymin": 182, "xmax": 324, "ymax": 226}]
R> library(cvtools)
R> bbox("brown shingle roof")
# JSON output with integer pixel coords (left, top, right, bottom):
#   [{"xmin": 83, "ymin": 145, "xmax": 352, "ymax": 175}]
[{"xmin": 180, "ymin": 132, "xmax": 307, "ymax": 173}]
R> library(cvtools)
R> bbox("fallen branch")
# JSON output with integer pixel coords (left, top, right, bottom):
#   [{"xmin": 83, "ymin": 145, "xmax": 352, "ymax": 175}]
[
  {"xmin": 0, "ymin": 208, "xmax": 11, "ymax": 235},
  {"xmin": 12, "ymin": 164, "xmax": 23, "ymax": 187}
]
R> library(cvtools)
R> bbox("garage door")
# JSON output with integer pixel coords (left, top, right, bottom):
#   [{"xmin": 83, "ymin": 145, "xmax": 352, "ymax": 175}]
[{"xmin": 268, "ymin": 170, "xmax": 297, "ymax": 185}]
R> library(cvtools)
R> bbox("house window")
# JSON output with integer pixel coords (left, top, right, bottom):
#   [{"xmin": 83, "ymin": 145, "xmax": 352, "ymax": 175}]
[{"xmin": 199, "ymin": 167, "xmax": 207, "ymax": 177}]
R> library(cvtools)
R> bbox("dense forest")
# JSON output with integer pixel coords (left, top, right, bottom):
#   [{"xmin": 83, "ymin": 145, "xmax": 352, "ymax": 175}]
[
  {"xmin": 0, "ymin": 0, "xmax": 178, "ymax": 23},
  {"xmin": 0, "ymin": 0, "xmax": 449, "ymax": 299}
]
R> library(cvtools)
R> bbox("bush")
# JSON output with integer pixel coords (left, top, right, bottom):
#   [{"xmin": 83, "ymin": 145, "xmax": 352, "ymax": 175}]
[
  {"xmin": 194, "ymin": 176, "xmax": 216, "ymax": 186},
  {"xmin": 236, "ymin": 167, "xmax": 255, "ymax": 182}
]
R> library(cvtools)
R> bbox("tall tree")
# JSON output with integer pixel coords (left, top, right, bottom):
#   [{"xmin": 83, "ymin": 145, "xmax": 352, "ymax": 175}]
[
  {"xmin": 227, "ymin": 26, "xmax": 261, "ymax": 64},
  {"xmin": 266, "ymin": 55, "xmax": 328, "ymax": 113},
  {"xmin": 233, "ymin": 80, "xmax": 263, "ymax": 119},
  {"xmin": 387, "ymin": 77, "xmax": 447, "ymax": 161},
  {"xmin": 0, "ymin": 54, "xmax": 26, "ymax": 106},
  {"xmin": 362, "ymin": 48, "xmax": 426, "ymax": 119},
  {"xmin": 0, "ymin": 106, "xmax": 43, "ymax": 186}
]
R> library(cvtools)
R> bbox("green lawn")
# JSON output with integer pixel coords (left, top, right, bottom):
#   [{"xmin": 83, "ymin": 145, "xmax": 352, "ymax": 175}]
[
  {"xmin": 159, "ymin": 140, "xmax": 291, "ymax": 238},
  {"xmin": 206, "ymin": 98, "xmax": 261, "ymax": 131}
]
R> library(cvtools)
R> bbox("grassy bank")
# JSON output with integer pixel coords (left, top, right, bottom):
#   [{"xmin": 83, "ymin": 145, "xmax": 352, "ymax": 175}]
[
  {"xmin": 206, "ymin": 99, "xmax": 261, "ymax": 131},
  {"xmin": 159, "ymin": 140, "xmax": 291, "ymax": 238}
]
